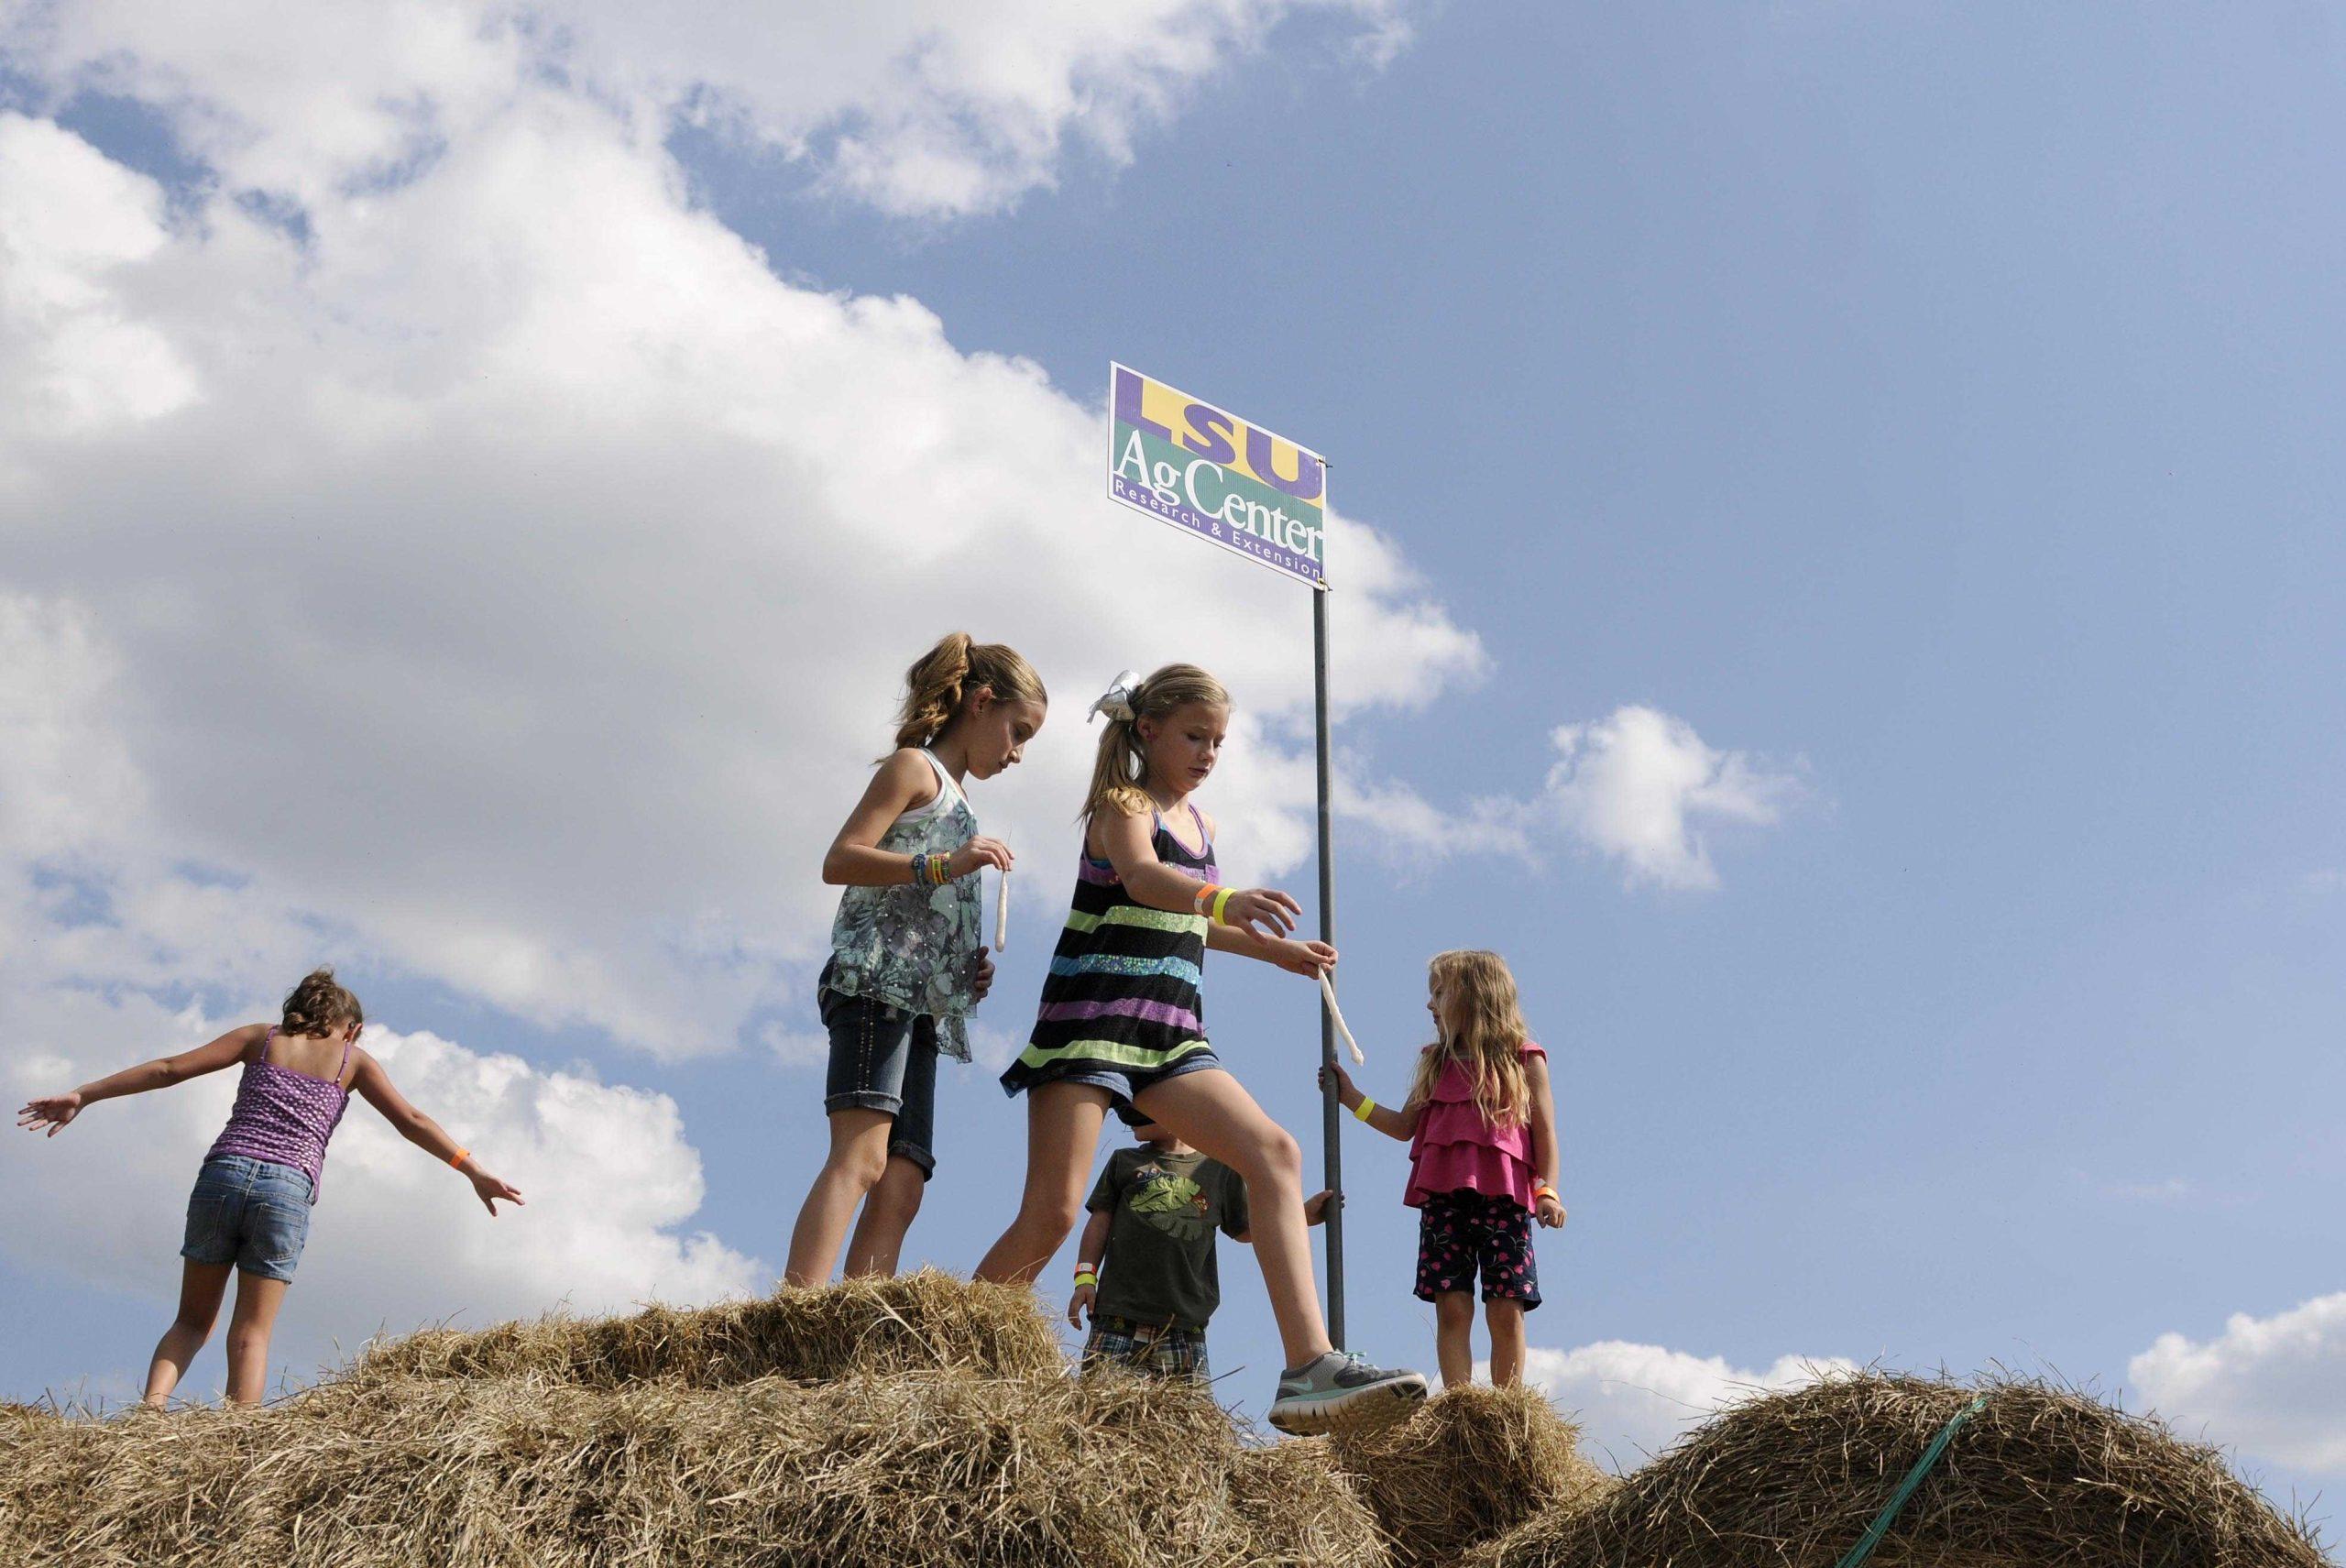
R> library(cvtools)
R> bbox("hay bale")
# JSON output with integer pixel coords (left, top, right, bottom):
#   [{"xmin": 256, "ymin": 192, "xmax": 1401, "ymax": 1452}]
[
  {"xmin": 1468, "ymin": 1371, "xmax": 2330, "ymax": 1568},
  {"xmin": 2, "ymin": 1368, "xmax": 1388, "ymax": 1568},
  {"xmin": 355, "ymin": 1267, "xmax": 1063, "ymax": 1387},
  {"xmin": 1328, "ymin": 1384, "xmax": 1613, "ymax": 1567}
]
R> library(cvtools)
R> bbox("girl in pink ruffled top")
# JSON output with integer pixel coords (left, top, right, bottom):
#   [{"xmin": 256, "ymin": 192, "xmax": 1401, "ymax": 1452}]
[{"xmin": 1322, "ymin": 948, "xmax": 1566, "ymax": 1389}]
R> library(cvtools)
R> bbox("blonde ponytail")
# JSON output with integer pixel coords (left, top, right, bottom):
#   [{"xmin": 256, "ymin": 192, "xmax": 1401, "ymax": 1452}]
[
  {"xmin": 891, "ymin": 633, "xmax": 1047, "ymax": 751},
  {"xmin": 1080, "ymin": 663, "xmax": 1230, "ymax": 822}
]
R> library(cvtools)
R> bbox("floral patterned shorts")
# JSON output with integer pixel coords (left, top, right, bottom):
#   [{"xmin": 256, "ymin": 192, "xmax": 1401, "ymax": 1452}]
[
  {"xmin": 1082, "ymin": 1314, "xmax": 1211, "ymax": 1381},
  {"xmin": 1414, "ymin": 1190, "xmax": 1540, "ymax": 1310}
]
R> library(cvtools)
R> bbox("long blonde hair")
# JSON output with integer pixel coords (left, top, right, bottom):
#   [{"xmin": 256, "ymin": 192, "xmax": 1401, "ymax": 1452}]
[
  {"xmin": 892, "ymin": 632, "xmax": 1047, "ymax": 751},
  {"xmin": 1404, "ymin": 949, "xmax": 1532, "ymax": 1130},
  {"xmin": 1080, "ymin": 663, "xmax": 1230, "ymax": 822}
]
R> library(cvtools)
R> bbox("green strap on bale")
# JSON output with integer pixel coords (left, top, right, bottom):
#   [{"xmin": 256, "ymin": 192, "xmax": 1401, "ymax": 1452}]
[{"xmin": 1833, "ymin": 1394, "xmax": 1990, "ymax": 1568}]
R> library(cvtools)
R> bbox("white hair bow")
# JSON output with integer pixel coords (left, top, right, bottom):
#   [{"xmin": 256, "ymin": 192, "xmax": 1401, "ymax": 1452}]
[{"xmin": 1088, "ymin": 669, "xmax": 1142, "ymax": 725}]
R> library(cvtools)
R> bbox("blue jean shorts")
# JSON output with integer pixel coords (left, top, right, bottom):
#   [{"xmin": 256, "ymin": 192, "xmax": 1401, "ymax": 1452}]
[
  {"xmin": 181, "ymin": 1155, "xmax": 313, "ymax": 1282},
  {"xmin": 819, "ymin": 979, "xmax": 939, "ymax": 1179}
]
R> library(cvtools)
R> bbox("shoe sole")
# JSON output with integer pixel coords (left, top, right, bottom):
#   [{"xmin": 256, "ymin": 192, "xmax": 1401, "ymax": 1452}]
[{"xmin": 1266, "ymin": 1375, "xmax": 1430, "ymax": 1436}]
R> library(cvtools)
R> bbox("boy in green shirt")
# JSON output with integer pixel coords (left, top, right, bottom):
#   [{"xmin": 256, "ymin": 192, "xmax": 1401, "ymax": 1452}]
[{"xmin": 1067, "ymin": 1118, "xmax": 1333, "ymax": 1381}]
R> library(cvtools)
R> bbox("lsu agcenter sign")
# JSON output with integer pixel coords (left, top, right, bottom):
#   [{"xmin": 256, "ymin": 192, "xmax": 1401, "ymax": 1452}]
[{"xmin": 1107, "ymin": 363, "xmax": 1328, "ymax": 588}]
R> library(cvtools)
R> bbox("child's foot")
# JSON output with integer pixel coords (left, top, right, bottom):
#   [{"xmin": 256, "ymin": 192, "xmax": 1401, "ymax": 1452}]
[{"xmin": 1266, "ymin": 1350, "xmax": 1430, "ymax": 1434}]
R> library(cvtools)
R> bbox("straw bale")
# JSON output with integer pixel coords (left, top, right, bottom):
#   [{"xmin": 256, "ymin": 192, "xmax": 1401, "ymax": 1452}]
[
  {"xmin": 1467, "ymin": 1371, "xmax": 2331, "ymax": 1568},
  {"xmin": 355, "ymin": 1267, "xmax": 1063, "ymax": 1387},
  {"xmin": 1329, "ymin": 1384, "xmax": 1613, "ymax": 1567},
  {"xmin": 3, "ymin": 1366, "xmax": 1387, "ymax": 1568}
]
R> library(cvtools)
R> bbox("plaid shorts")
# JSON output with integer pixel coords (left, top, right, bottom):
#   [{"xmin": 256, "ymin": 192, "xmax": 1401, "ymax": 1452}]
[{"xmin": 1082, "ymin": 1314, "xmax": 1211, "ymax": 1381}]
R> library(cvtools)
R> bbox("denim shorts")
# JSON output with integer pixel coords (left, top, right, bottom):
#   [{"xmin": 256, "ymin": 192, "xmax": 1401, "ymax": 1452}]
[
  {"xmin": 181, "ymin": 1155, "xmax": 313, "ymax": 1283},
  {"xmin": 819, "ymin": 981, "xmax": 939, "ymax": 1179},
  {"xmin": 1058, "ymin": 1052, "xmax": 1223, "ymax": 1128}
]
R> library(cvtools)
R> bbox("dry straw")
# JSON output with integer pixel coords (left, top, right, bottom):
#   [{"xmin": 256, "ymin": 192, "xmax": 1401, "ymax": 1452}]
[
  {"xmin": 356, "ymin": 1267, "xmax": 1062, "ymax": 1387},
  {"xmin": 1329, "ymin": 1384, "xmax": 1615, "ymax": 1567},
  {"xmin": 1467, "ymin": 1370, "xmax": 2332, "ymax": 1568},
  {"xmin": 1, "ymin": 1277, "xmax": 1385, "ymax": 1568}
]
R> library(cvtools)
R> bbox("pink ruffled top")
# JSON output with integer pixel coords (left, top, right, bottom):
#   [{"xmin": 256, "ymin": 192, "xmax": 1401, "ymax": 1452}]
[{"xmin": 1404, "ymin": 1040, "xmax": 1548, "ymax": 1210}]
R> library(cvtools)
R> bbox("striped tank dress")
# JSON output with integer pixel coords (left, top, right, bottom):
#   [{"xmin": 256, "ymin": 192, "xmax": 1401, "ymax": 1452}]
[{"xmin": 1001, "ymin": 804, "xmax": 1219, "ymax": 1105}]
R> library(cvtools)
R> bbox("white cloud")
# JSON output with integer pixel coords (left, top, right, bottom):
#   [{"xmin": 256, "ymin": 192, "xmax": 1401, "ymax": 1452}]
[
  {"xmin": 0, "ymin": 115, "xmax": 198, "ymax": 445},
  {"xmin": 0, "ymin": 7, "xmax": 1794, "ymax": 1105},
  {"xmin": 0, "ymin": 981, "xmax": 764, "ymax": 1384},
  {"xmin": 2131, "ymin": 1294, "xmax": 2346, "ymax": 1475},
  {"xmin": 1516, "ymin": 1339, "xmax": 1855, "ymax": 1465},
  {"xmin": 4, "ymin": 0, "xmax": 1415, "ymax": 219},
  {"xmin": 1543, "ymin": 706, "xmax": 1804, "ymax": 889},
  {"xmin": 0, "ymin": 82, "xmax": 1487, "ymax": 1056}
]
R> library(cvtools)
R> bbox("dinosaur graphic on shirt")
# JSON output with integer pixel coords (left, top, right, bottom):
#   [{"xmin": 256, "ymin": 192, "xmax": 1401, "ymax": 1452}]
[{"xmin": 1127, "ymin": 1164, "xmax": 1211, "ymax": 1243}]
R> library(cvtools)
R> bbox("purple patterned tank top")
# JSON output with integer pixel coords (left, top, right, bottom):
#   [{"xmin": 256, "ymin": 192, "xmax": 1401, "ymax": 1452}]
[{"xmin": 204, "ymin": 1026, "xmax": 352, "ymax": 1203}]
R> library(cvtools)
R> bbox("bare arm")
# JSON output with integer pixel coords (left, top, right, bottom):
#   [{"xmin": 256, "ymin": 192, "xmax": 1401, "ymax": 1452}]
[
  {"xmin": 822, "ymin": 750, "xmax": 1011, "ymax": 886},
  {"xmin": 17, "ymin": 1025, "xmax": 263, "ymax": 1135},
  {"xmin": 1097, "ymin": 809, "xmax": 1334, "ymax": 974},
  {"xmin": 1067, "ymin": 1208, "xmax": 1114, "ymax": 1328},
  {"xmin": 350, "ymin": 1051, "xmax": 525, "ymax": 1214},
  {"xmin": 1525, "ymin": 1052, "xmax": 1566, "ymax": 1228},
  {"xmin": 1319, "ymin": 1061, "xmax": 1423, "ymax": 1141}
]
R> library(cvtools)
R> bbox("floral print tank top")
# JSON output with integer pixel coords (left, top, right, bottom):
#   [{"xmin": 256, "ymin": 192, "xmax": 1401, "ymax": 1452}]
[{"xmin": 824, "ymin": 749, "xmax": 982, "ymax": 1061}]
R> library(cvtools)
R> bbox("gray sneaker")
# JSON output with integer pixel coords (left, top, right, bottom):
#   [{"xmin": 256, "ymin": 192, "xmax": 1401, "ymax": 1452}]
[{"xmin": 1266, "ymin": 1350, "xmax": 1430, "ymax": 1434}]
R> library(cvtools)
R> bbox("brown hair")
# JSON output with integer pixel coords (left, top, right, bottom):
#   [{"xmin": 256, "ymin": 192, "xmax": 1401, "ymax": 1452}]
[
  {"xmin": 1404, "ymin": 949, "xmax": 1532, "ymax": 1130},
  {"xmin": 892, "ymin": 632, "xmax": 1047, "ymax": 751},
  {"xmin": 281, "ymin": 967, "xmax": 363, "ymax": 1037},
  {"xmin": 1080, "ymin": 663, "xmax": 1231, "ymax": 822}
]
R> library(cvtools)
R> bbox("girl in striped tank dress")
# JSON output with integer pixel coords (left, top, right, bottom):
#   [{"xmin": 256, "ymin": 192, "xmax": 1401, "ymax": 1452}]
[
  {"xmin": 16, "ymin": 969, "xmax": 522, "ymax": 1406},
  {"xmin": 981, "ymin": 663, "xmax": 1428, "ymax": 1434}
]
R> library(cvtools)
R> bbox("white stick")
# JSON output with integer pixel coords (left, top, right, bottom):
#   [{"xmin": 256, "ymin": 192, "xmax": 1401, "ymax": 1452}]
[
  {"xmin": 994, "ymin": 860, "xmax": 1010, "ymax": 951},
  {"xmin": 1318, "ymin": 970, "xmax": 1365, "ymax": 1065}
]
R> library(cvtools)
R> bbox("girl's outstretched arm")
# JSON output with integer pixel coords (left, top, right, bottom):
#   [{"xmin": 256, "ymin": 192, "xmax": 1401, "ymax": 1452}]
[
  {"xmin": 349, "ymin": 1052, "xmax": 525, "ymax": 1215},
  {"xmin": 1097, "ymin": 809, "xmax": 1334, "ymax": 974},
  {"xmin": 1525, "ymin": 1052, "xmax": 1567, "ymax": 1229},
  {"xmin": 16, "ymin": 1024, "xmax": 265, "ymax": 1136},
  {"xmin": 822, "ymin": 749, "xmax": 1013, "ymax": 886},
  {"xmin": 1318, "ymin": 1062, "xmax": 1421, "ymax": 1142}
]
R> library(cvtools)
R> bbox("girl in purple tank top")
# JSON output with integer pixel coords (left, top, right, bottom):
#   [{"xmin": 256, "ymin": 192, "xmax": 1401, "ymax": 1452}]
[{"xmin": 16, "ymin": 968, "xmax": 524, "ymax": 1407}]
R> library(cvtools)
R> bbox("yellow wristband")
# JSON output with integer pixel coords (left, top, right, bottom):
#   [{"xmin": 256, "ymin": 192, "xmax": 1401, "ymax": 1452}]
[
  {"xmin": 1353, "ymin": 1096, "xmax": 1376, "ymax": 1123},
  {"xmin": 1073, "ymin": 1268, "xmax": 1099, "ymax": 1288},
  {"xmin": 449, "ymin": 1147, "xmax": 471, "ymax": 1170},
  {"xmin": 1209, "ymin": 887, "xmax": 1235, "ymax": 925}
]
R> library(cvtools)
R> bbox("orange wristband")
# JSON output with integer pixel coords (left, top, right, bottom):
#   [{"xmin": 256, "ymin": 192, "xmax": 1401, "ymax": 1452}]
[{"xmin": 449, "ymin": 1147, "xmax": 471, "ymax": 1170}]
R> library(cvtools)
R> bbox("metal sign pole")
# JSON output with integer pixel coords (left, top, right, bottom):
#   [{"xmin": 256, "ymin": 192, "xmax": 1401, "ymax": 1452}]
[{"xmin": 1313, "ymin": 580, "xmax": 1344, "ymax": 1347}]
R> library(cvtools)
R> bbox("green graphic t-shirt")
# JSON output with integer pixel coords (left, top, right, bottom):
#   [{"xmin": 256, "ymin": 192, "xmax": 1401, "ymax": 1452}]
[{"xmin": 1087, "ymin": 1146, "xmax": 1251, "ymax": 1332}]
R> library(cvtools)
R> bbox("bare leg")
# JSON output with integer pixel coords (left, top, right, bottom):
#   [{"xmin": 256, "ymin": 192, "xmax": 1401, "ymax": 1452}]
[
  {"xmin": 843, "ymin": 1155, "xmax": 927, "ymax": 1277},
  {"xmin": 783, "ymin": 1109, "xmax": 897, "ymax": 1287},
  {"xmin": 1133, "ymin": 1069, "xmax": 1330, "ymax": 1370},
  {"xmin": 144, "ymin": 1261, "xmax": 231, "ymax": 1406},
  {"xmin": 222, "ymin": 1271, "xmax": 290, "ymax": 1406},
  {"xmin": 1485, "ymin": 1297, "xmax": 1527, "ymax": 1387},
  {"xmin": 1433, "ymin": 1291, "xmax": 1475, "ymax": 1389},
  {"xmin": 973, "ymin": 1082, "xmax": 1111, "ymax": 1283}
]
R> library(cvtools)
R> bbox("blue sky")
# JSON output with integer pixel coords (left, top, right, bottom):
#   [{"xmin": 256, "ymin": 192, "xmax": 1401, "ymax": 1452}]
[{"xmin": 2, "ymin": 1, "xmax": 2340, "ymax": 1524}]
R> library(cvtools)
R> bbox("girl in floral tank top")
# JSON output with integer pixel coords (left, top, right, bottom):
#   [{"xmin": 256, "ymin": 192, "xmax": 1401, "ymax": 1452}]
[
  {"xmin": 16, "ymin": 968, "xmax": 523, "ymax": 1407},
  {"xmin": 1322, "ymin": 948, "xmax": 1567, "ymax": 1392},
  {"xmin": 783, "ymin": 633, "xmax": 1048, "ymax": 1287}
]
